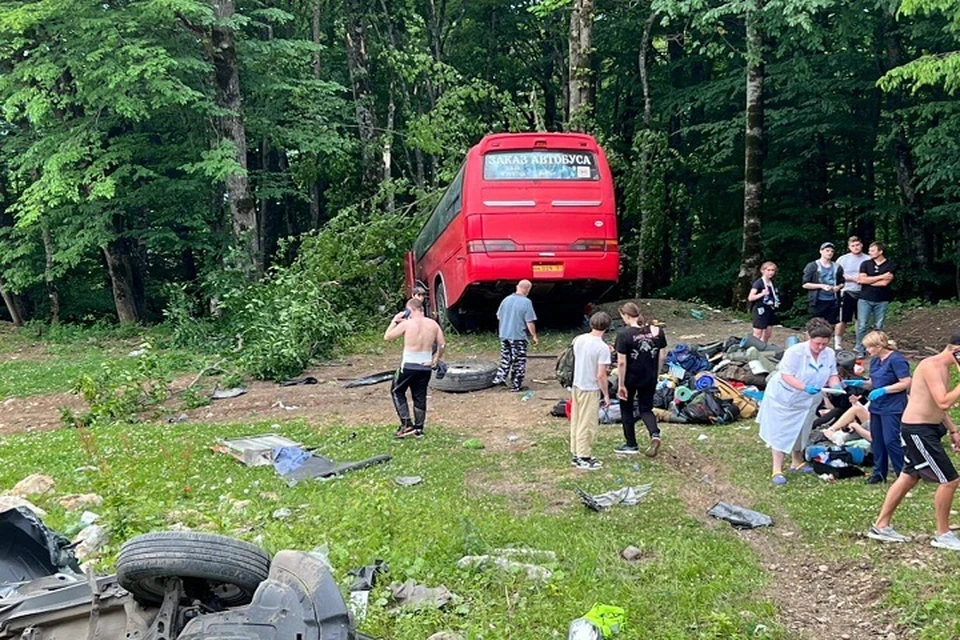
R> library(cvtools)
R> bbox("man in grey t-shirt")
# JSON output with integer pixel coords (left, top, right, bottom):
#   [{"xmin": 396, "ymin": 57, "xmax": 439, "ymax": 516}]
[
  {"xmin": 835, "ymin": 236, "xmax": 870, "ymax": 349},
  {"xmin": 492, "ymin": 280, "xmax": 539, "ymax": 391}
]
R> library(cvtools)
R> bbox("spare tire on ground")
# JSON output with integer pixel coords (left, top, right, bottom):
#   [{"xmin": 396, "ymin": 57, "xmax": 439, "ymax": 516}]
[
  {"xmin": 116, "ymin": 531, "xmax": 270, "ymax": 606},
  {"xmin": 430, "ymin": 360, "xmax": 499, "ymax": 393}
]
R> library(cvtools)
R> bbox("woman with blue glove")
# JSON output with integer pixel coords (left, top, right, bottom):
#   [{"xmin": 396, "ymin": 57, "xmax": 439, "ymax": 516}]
[
  {"xmin": 860, "ymin": 331, "xmax": 912, "ymax": 484},
  {"xmin": 759, "ymin": 318, "xmax": 843, "ymax": 485}
]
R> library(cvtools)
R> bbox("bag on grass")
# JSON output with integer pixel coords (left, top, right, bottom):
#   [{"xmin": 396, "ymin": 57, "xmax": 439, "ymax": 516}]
[
  {"xmin": 681, "ymin": 389, "xmax": 725, "ymax": 424},
  {"xmin": 705, "ymin": 374, "xmax": 758, "ymax": 420}
]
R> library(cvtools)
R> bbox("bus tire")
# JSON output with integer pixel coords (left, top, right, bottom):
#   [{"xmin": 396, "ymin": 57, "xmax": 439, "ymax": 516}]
[
  {"xmin": 434, "ymin": 280, "xmax": 462, "ymax": 332},
  {"xmin": 430, "ymin": 360, "xmax": 499, "ymax": 393}
]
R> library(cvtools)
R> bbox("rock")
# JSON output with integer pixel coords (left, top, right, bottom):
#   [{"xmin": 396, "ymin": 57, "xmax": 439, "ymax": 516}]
[
  {"xmin": 0, "ymin": 495, "xmax": 47, "ymax": 517},
  {"xmin": 74, "ymin": 525, "xmax": 109, "ymax": 560},
  {"xmin": 59, "ymin": 493, "xmax": 104, "ymax": 511},
  {"xmin": 620, "ymin": 545, "xmax": 645, "ymax": 561},
  {"xmin": 9, "ymin": 474, "xmax": 55, "ymax": 497},
  {"xmin": 818, "ymin": 564, "xmax": 829, "ymax": 573},
  {"xmin": 272, "ymin": 508, "xmax": 292, "ymax": 519}
]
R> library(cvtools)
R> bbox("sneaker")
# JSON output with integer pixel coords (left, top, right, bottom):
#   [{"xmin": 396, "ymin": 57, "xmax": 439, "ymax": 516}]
[
  {"xmin": 865, "ymin": 475, "xmax": 886, "ymax": 485},
  {"xmin": 866, "ymin": 525, "xmax": 910, "ymax": 543},
  {"xmin": 394, "ymin": 426, "xmax": 418, "ymax": 439},
  {"xmin": 788, "ymin": 464, "xmax": 814, "ymax": 474},
  {"xmin": 645, "ymin": 437, "xmax": 661, "ymax": 458},
  {"xmin": 571, "ymin": 456, "xmax": 580, "ymax": 467},
  {"xmin": 771, "ymin": 473, "xmax": 787, "ymax": 486},
  {"xmin": 614, "ymin": 444, "xmax": 640, "ymax": 455},
  {"xmin": 931, "ymin": 531, "xmax": 960, "ymax": 551},
  {"xmin": 413, "ymin": 429, "xmax": 424, "ymax": 439},
  {"xmin": 575, "ymin": 457, "xmax": 603, "ymax": 470}
]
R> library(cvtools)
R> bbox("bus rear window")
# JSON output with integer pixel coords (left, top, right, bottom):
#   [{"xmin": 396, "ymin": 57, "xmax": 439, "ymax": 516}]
[{"xmin": 483, "ymin": 150, "xmax": 598, "ymax": 181}]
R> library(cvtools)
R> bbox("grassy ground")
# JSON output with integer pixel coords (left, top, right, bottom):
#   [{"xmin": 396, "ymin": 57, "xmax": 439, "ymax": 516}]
[{"xmin": 3, "ymin": 324, "xmax": 960, "ymax": 639}]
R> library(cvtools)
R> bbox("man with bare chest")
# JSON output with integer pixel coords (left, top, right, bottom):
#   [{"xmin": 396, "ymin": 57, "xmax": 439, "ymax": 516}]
[
  {"xmin": 384, "ymin": 298, "xmax": 445, "ymax": 438},
  {"xmin": 867, "ymin": 332, "xmax": 960, "ymax": 550}
]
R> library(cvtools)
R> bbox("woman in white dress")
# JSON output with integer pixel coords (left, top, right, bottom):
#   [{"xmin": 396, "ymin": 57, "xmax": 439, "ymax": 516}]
[{"xmin": 759, "ymin": 318, "xmax": 843, "ymax": 485}]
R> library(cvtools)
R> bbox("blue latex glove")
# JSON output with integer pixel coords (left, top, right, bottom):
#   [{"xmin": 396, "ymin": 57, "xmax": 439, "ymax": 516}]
[
  {"xmin": 804, "ymin": 384, "xmax": 820, "ymax": 395},
  {"xmin": 842, "ymin": 379, "xmax": 866, "ymax": 388},
  {"xmin": 868, "ymin": 387, "xmax": 888, "ymax": 402}
]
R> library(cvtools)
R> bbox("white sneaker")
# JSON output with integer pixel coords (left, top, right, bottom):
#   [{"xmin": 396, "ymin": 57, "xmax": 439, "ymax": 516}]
[
  {"xmin": 931, "ymin": 531, "xmax": 960, "ymax": 551},
  {"xmin": 866, "ymin": 525, "xmax": 910, "ymax": 543}
]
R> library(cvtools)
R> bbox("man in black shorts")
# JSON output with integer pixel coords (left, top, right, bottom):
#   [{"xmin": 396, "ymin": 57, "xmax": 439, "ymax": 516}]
[
  {"xmin": 867, "ymin": 332, "xmax": 960, "ymax": 550},
  {"xmin": 801, "ymin": 242, "xmax": 844, "ymax": 325}
]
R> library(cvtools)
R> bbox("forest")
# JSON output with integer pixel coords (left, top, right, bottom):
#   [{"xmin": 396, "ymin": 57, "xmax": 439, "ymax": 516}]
[{"xmin": 1, "ymin": 0, "xmax": 958, "ymax": 349}]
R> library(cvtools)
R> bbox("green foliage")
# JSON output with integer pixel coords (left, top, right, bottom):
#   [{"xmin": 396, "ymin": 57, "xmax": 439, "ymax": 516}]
[{"xmin": 69, "ymin": 345, "xmax": 172, "ymax": 426}]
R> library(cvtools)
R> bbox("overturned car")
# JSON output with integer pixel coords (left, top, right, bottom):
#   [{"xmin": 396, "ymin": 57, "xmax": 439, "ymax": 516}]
[{"xmin": 0, "ymin": 507, "xmax": 371, "ymax": 639}]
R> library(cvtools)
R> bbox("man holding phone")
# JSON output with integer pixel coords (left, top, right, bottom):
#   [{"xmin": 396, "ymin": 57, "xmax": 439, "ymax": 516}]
[
  {"xmin": 867, "ymin": 332, "xmax": 960, "ymax": 551},
  {"xmin": 385, "ymin": 298, "xmax": 445, "ymax": 438}
]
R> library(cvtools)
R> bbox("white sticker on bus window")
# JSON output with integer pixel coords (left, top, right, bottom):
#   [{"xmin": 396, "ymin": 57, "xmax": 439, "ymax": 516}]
[{"xmin": 577, "ymin": 166, "xmax": 591, "ymax": 178}]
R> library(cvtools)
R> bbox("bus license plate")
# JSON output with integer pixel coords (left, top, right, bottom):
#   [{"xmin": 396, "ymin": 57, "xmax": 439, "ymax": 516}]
[{"xmin": 533, "ymin": 264, "xmax": 564, "ymax": 276}]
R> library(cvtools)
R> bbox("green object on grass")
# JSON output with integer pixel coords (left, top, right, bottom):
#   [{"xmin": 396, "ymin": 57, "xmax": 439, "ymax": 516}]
[
  {"xmin": 462, "ymin": 438, "xmax": 485, "ymax": 450},
  {"xmin": 582, "ymin": 603, "xmax": 626, "ymax": 637},
  {"xmin": 690, "ymin": 309, "xmax": 706, "ymax": 320},
  {"xmin": 583, "ymin": 603, "xmax": 626, "ymax": 637}
]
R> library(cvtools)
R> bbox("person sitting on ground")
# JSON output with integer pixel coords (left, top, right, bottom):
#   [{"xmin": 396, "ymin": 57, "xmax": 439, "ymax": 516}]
[
  {"xmin": 758, "ymin": 317, "xmax": 843, "ymax": 485},
  {"xmin": 821, "ymin": 401, "xmax": 872, "ymax": 445}
]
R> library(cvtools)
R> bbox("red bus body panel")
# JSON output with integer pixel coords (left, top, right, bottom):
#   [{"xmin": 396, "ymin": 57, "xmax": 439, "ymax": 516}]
[{"xmin": 413, "ymin": 133, "xmax": 619, "ymax": 313}]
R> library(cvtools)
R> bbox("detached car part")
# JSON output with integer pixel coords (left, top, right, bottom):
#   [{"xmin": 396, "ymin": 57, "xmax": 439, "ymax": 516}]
[{"xmin": 0, "ymin": 514, "xmax": 368, "ymax": 639}]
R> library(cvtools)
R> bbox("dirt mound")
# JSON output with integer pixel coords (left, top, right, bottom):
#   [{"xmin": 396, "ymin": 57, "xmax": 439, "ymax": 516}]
[{"xmin": 884, "ymin": 305, "xmax": 960, "ymax": 355}]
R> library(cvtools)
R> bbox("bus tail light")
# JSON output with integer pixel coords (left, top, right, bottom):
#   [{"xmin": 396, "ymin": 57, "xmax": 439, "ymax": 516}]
[
  {"xmin": 570, "ymin": 239, "xmax": 618, "ymax": 251},
  {"xmin": 467, "ymin": 239, "xmax": 518, "ymax": 253}
]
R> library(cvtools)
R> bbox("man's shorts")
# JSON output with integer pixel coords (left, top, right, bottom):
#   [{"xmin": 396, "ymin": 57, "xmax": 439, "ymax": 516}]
[
  {"xmin": 839, "ymin": 292, "xmax": 859, "ymax": 323},
  {"xmin": 901, "ymin": 423, "xmax": 959, "ymax": 484},
  {"xmin": 811, "ymin": 298, "xmax": 839, "ymax": 325},
  {"xmin": 751, "ymin": 305, "xmax": 776, "ymax": 330}
]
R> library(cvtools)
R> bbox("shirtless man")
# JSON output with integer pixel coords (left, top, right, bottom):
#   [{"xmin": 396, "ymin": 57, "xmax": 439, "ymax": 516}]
[
  {"xmin": 867, "ymin": 332, "xmax": 960, "ymax": 550},
  {"xmin": 384, "ymin": 298, "xmax": 445, "ymax": 438}
]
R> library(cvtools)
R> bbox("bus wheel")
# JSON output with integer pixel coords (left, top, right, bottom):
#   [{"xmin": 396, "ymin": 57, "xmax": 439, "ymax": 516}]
[{"xmin": 434, "ymin": 282, "xmax": 462, "ymax": 332}]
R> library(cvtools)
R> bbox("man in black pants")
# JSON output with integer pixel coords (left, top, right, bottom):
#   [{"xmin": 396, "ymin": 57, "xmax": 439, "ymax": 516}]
[
  {"xmin": 614, "ymin": 302, "xmax": 667, "ymax": 457},
  {"xmin": 384, "ymin": 298, "xmax": 445, "ymax": 438}
]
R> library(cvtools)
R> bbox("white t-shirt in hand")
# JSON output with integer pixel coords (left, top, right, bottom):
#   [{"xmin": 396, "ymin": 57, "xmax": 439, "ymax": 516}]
[{"xmin": 572, "ymin": 334, "xmax": 611, "ymax": 391}]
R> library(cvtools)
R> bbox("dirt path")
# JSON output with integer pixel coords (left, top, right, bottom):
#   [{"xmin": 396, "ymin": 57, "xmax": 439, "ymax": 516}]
[{"xmin": 660, "ymin": 439, "xmax": 908, "ymax": 639}]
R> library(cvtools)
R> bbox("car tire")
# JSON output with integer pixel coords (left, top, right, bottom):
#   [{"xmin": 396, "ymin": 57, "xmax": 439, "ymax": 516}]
[
  {"xmin": 430, "ymin": 360, "xmax": 499, "ymax": 393},
  {"xmin": 434, "ymin": 280, "xmax": 463, "ymax": 333},
  {"xmin": 116, "ymin": 531, "xmax": 270, "ymax": 606}
]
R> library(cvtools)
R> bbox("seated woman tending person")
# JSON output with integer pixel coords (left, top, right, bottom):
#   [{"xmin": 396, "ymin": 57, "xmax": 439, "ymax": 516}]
[{"xmin": 758, "ymin": 318, "xmax": 843, "ymax": 485}]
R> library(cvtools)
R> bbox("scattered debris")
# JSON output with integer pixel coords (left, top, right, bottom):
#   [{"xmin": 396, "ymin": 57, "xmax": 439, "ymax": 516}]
[
  {"xmin": 394, "ymin": 476, "xmax": 423, "ymax": 487},
  {"xmin": 462, "ymin": 438, "xmax": 485, "ymax": 450},
  {"xmin": 272, "ymin": 446, "xmax": 391, "ymax": 484},
  {"xmin": 507, "ymin": 434, "xmax": 520, "ymax": 442},
  {"xmin": 678, "ymin": 334, "xmax": 706, "ymax": 340},
  {"xmin": 342, "ymin": 371, "xmax": 395, "ymax": 388},
  {"xmin": 272, "ymin": 508, "xmax": 292, "ymax": 520},
  {"xmin": 271, "ymin": 400, "xmax": 299, "ymax": 411},
  {"xmin": 9, "ymin": 474, "xmax": 55, "ymax": 497},
  {"xmin": 128, "ymin": 348, "xmax": 147, "ymax": 357},
  {"xmin": 167, "ymin": 413, "xmax": 190, "ymax": 424},
  {"xmin": 278, "ymin": 376, "xmax": 320, "ymax": 387},
  {"xmin": 389, "ymin": 579, "xmax": 456, "ymax": 610},
  {"xmin": 58, "ymin": 493, "xmax": 103, "ymax": 511},
  {"xmin": 347, "ymin": 559, "xmax": 388, "ymax": 621},
  {"xmin": 576, "ymin": 484, "xmax": 653, "ymax": 511},
  {"xmin": 215, "ymin": 434, "xmax": 302, "ymax": 467},
  {"xmin": 427, "ymin": 633, "xmax": 465, "ymax": 640},
  {"xmin": 697, "ymin": 434, "xmax": 709, "ymax": 442},
  {"xmin": 211, "ymin": 387, "xmax": 247, "ymax": 400},
  {"xmin": 707, "ymin": 501, "xmax": 774, "ymax": 529},
  {"xmin": 456, "ymin": 553, "xmax": 553, "ymax": 581},
  {"xmin": 569, "ymin": 604, "xmax": 626, "ymax": 639},
  {"xmin": 0, "ymin": 496, "xmax": 47, "ymax": 517}
]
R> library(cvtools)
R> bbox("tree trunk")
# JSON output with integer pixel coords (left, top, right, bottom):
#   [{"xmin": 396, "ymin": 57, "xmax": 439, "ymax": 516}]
[
  {"xmin": 102, "ymin": 242, "xmax": 141, "ymax": 324},
  {"xmin": 633, "ymin": 11, "xmax": 659, "ymax": 298},
  {"xmin": 344, "ymin": 0, "xmax": 381, "ymax": 193},
  {"xmin": 211, "ymin": 0, "xmax": 260, "ymax": 278},
  {"xmin": 41, "ymin": 223, "xmax": 60, "ymax": 324},
  {"xmin": 383, "ymin": 83, "xmax": 395, "ymax": 212},
  {"xmin": 567, "ymin": 0, "xmax": 594, "ymax": 130},
  {"xmin": 0, "ymin": 277, "xmax": 26, "ymax": 326},
  {"xmin": 309, "ymin": 0, "xmax": 323, "ymax": 225},
  {"xmin": 734, "ymin": 2, "xmax": 765, "ymax": 308}
]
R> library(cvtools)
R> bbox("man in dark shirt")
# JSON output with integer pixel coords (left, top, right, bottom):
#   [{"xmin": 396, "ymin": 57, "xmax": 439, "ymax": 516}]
[
  {"xmin": 614, "ymin": 302, "xmax": 668, "ymax": 457},
  {"xmin": 856, "ymin": 241, "xmax": 895, "ymax": 357},
  {"xmin": 801, "ymin": 242, "xmax": 844, "ymax": 325}
]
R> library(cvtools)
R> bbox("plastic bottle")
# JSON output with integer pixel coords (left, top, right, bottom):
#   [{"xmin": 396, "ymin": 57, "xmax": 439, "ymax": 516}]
[{"xmin": 520, "ymin": 391, "xmax": 534, "ymax": 402}]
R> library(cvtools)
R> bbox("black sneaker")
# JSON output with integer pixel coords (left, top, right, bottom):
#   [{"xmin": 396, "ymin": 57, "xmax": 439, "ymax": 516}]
[
  {"xmin": 865, "ymin": 475, "xmax": 886, "ymax": 485},
  {"xmin": 413, "ymin": 429, "xmax": 424, "ymax": 439},
  {"xmin": 614, "ymin": 444, "xmax": 640, "ymax": 455},
  {"xmin": 570, "ymin": 456, "xmax": 580, "ymax": 467},
  {"xmin": 575, "ymin": 457, "xmax": 603, "ymax": 471}
]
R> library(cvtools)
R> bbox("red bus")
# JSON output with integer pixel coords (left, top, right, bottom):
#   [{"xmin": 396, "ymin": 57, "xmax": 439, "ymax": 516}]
[{"xmin": 405, "ymin": 132, "xmax": 619, "ymax": 327}]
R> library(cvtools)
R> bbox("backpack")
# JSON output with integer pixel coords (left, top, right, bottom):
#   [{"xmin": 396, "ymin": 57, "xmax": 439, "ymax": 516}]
[
  {"xmin": 681, "ymin": 388, "xmax": 725, "ymax": 424},
  {"xmin": 701, "ymin": 373, "xmax": 758, "ymax": 420},
  {"xmin": 665, "ymin": 344, "xmax": 710, "ymax": 379},
  {"xmin": 555, "ymin": 339, "xmax": 577, "ymax": 388}
]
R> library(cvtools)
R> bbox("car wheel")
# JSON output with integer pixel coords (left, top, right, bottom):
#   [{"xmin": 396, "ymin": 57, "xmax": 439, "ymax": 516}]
[
  {"xmin": 116, "ymin": 531, "xmax": 270, "ymax": 606},
  {"xmin": 434, "ymin": 281, "xmax": 462, "ymax": 332},
  {"xmin": 430, "ymin": 360, "xmax": 499, "ymax": 393}
]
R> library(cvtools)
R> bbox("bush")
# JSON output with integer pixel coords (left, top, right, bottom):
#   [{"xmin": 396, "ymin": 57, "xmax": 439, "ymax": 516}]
[{"xmin": 69, "ymin": 344, "xmax": 171, "ymax": 426}]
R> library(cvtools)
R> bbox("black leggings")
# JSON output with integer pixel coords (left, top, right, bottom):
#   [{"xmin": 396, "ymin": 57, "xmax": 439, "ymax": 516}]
[
  {"xmin": 391, "ymin": 367, "xmax": 431, "ymax": 429},
  {"xmin": 621, "ymin": 383, "xmax": 659, "ymax": 447}
]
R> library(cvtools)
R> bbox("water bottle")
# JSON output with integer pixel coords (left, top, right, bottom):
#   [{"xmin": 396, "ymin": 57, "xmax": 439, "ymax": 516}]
[{"xmin": 520, "ymin": 391, "xmax": 534, "ymax": 402}]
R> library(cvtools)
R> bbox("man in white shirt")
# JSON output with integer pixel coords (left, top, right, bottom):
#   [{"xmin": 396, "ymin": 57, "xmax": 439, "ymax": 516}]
[
  {"xmin": 569, "ymin": 312, "xmax": 612, "ymax": 470},
  {"xmin": 835, "ymin": 236, "xmax": 870, "ymax": 349}
]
